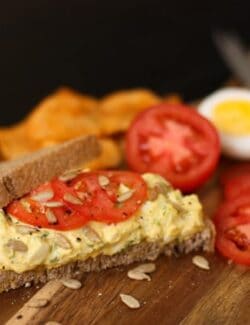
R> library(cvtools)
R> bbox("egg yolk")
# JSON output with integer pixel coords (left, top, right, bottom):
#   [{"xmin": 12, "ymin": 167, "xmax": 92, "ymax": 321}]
[{"xmin": 212, "ymin": 100, "xmax": 250, "ymax": 135}]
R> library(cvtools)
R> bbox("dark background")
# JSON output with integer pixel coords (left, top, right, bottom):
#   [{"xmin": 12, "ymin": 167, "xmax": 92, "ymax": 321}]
[{"xmin": 1, "ymin": 0, "xmax": 250, "ymax": 125}]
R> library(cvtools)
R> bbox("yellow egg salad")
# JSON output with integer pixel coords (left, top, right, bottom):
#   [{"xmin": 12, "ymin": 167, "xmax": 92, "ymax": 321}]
[{"xmin": 0, "ymin": 173, "xmax": 205, "ymax": 273}]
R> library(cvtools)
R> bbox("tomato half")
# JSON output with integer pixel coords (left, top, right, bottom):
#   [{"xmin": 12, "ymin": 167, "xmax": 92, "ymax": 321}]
[
  {"xmin": 6, "ymin": 171, "xmax": 147, "ymax": 230},
  {"xmin": 214, "ymin": 196, "xmax": 250, "ymax": 266},
  {"xmin": 125, "ymin": 104, "xmax": 220, "ymax": 192}
]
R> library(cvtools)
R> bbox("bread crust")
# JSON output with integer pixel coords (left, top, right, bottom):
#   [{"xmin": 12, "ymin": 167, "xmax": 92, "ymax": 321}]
[
  {"xmin": 0, "ymin": 135, "xmax": 100, "ymax": 207},
  {"xmin": 0, "ymin": 224, "xmax": 213, "ymax": 293}
]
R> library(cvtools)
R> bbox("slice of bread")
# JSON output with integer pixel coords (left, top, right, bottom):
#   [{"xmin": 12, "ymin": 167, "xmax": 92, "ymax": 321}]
[
  {"xmin": 0, "ymin": 223, "xmax": 214, "ymax": 293},
  {"xmin": 0, "ymin": 135, "xmax": 214, "ymax": 293},
  {"xmin": 0, "ymin": 135, "xmax": 100, "ymax": 208}
]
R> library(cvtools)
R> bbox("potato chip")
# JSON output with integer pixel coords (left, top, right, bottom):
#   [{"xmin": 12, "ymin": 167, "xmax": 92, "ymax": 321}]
[
  {"xmin": 162, "ymin": 94, "xmax": 182, "ymax": 104},
  {"xmin": 98, "ymin": 89, "xmax": 161, "ymax": 134},
  {"xmin": 83, "ymin": 138, "xmax": 122, "ymax": 170},
  {"xmin": 26, "ymin": 87, "xmax": 100, "ymax": 142},
  {"xmin": 0, "ymin": 123, "xmax": 40, "ymax": 160},
  {"xmin": 0, "ymin": 87, "xmax": 182, "ymax": 167}
]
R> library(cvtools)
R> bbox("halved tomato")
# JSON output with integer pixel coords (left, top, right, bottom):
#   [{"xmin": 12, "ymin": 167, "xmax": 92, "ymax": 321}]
[
  {"xmin": 6, "ymin": 171, "xmax": 147, "ymax": 230},
  {"xmin": 214, "ymin": 196, "xmax": 250, "ymax": 266},
  {"xmin": 125, "ymin": 104, "xmax": 220, "ymax": 192}
]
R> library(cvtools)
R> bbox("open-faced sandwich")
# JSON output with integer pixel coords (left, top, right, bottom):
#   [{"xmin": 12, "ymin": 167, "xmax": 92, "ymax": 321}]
[{"xmin": 0, "ymin": 135, "xmax": 214, "ymax": 293}]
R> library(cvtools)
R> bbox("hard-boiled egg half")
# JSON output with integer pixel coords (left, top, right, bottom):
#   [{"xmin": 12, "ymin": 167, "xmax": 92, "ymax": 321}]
[{"xmin": 198, "ymin": 88, "xmax": 250, "ymax": 159}]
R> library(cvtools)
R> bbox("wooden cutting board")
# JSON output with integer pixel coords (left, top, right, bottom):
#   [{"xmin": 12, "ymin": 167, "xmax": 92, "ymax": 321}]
[{"xmin": 0, "ymin": 159, "xmax": 249, "ymax": 325}]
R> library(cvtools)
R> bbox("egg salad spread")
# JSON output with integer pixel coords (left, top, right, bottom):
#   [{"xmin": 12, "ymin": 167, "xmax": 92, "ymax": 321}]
[{"xmin": 0, "ymin": 174, "xmax": 205, "ymax": 273}]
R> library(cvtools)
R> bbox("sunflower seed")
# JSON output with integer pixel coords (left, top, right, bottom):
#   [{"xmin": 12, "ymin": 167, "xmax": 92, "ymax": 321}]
[
  {"xmin": 117, "ymin": 190, "xmax": 135, "ymax": 203},
  {"xmin": 132, "ymin": 263, "xmax": 156, "ymax": 274},
  {"xmin": 46, "ymin": 209, "xmax": 58, "ymax": 224},
  {"xmin": 155, "ymin": 182, "xmax": 172, "ymax": 195},
  {"xmin": 127, "ymin": 270, "xmax": 151, "ymax": 281},
  {"xmin": 148, "ymin": 187, "xmax": 159, "ymax": 201},
  {"xmin": 60, "ymin": 278, "xmax": 82, "ymax": 289},
  {"xmin": 59, "ymin": 169, "xmax": 82, "ymax": 182},
  {"xmin": 44, "ymin": 201, "xmax": 64, "ymax": 208},
  {"xmin": 82, "ymin": 226, "xmax": 101, "ymax": 243},
  {"xmin": 31, "ymin": 190, "xmax": 54, "ymax": 202},
  {"xmin": 27, "ymin": 298, "xmax": 49, "ymax": 308},
  {"xmin": 59, "ymin": 173, "xmax": 77, "ymax": 182},
  {"xmin": 76, "ymin": 191, "xmax": 87, "ymax": 200},
  {"xmin": 7, "ymin": 239, "xmax": 28, "ymax": 252},
  {"xmin": 166, "ymin": 198, "xmax": 186, "ymax": 213},
  {"xmin": 31, "ymin": 243, "xmax": 49, "ymax": 264},
  {"xmin": 82, "ymin": 168, "xmax": 90, "ymax": 173},
  {"xmin": 98, "ymin": 175, "xmax": 110, "ymax": 187},
  {"xmin": 74, "ymin": 181, "xmax": 82, "ymax": 190},
  {"xmin": 20, "ymin": 200, "xmax": 32, "ymax": 213},
  {"xmin": 54, "ymin": 234, "xmax": 71, "ymax": 249},
  {"xmin": 120, "ymin": 294, "xmax": 140, "ymax": 309},
  {"xmin": 16, "ymin": 225, "xmax": 38, "ymax": 235},
  {"xmin": 192, "ymin": 255, "xmax": 210, "ymax": 270},
  {"xmin": 63, "ymin": 193, "xmax": 82, "ymax": 205}
]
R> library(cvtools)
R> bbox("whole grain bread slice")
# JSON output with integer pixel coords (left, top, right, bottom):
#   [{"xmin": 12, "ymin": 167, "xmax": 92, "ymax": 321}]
[
  {"xmin": 0, "ymin": 135, "xmax": 100, "ymax": 208},
  {"xmin": 0, "ymin": 224, "xmax": 214, "ymax": 293}
]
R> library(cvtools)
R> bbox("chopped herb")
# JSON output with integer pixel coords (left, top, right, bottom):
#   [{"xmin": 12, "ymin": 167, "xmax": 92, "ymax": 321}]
[
  {"xmin": 41, "ymin": 232, "xmax": 49, "ymax": 238},
  {"xmin": 50, "ymin": 257, "xmax": 59, "ymax": 263}
]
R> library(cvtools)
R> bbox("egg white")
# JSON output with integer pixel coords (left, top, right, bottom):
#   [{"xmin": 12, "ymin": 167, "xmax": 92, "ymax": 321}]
[{"xmin": 198, "ymin": 87, "xmax": 250, "ymax": 159}]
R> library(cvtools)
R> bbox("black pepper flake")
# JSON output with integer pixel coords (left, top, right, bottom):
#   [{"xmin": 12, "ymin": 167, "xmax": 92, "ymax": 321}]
[
  {"xmin": 16, "ymin": 315, "xmax": 23, "ymax": 319},
  {"xmin": 76, "ymin": 237, "xmax": 82, "ymax": 242}
]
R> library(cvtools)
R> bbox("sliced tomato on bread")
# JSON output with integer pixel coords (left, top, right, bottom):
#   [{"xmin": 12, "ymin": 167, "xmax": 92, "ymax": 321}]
[{"xmin": 6, "ymin": 171, "xmax": 147, "ymax": 230}]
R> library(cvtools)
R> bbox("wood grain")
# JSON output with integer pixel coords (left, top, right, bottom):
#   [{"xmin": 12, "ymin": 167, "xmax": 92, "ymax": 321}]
[{"xmin": 0, "ymin": 164, "xmax": 249, "ymax": 325}]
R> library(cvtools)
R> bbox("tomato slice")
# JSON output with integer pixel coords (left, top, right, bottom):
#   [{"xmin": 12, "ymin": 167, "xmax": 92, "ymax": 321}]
[
  {"xmin": 220, "ymin": 163, "xmax": 250, "ymax": 200},
  {"xmin": 223, "ymin": 175, "xmax": 250, "ymax": 200},
  {"xmin": 214, "ymin": 196, "xmax": 250, "ymax": 266},
  {"xmin": 220, "ymin": 163, "xmax": 250, "ymax": 186},
  {"xmin": 125, "ymin": 104, "xmax": 220, "ymax": 192},
  {"xmin": 69, "ymin": 171, "xmax": 147, "ymax": 223},
  {"xmin": 7, "ymin": 180, "xmax": 88, "ymax": 230},
  {"xmin": 6, "ymin": 171, "xmax": 147, "ymax": 230}
]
